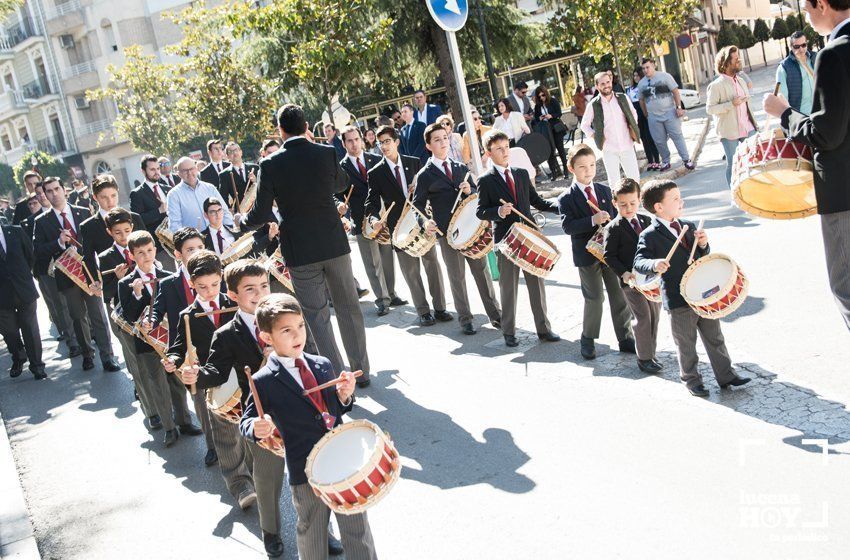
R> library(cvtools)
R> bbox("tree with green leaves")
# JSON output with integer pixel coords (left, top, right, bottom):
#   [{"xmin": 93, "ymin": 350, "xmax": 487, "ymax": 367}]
[
  {"xmin": 87, "ymin": 45, "xmax": 195, "ymax": 159},
  {"xmin": 772, "ymin": 17, "xmax": 790, "ymax": 56},
  {"xmin": 12, "ymin": 150, "xmax": 69, "ymax": 193},
  {"xmin": 716, "ymin": 22, "xmax": 740, "ymax": 50},
  {"xmin": 735, "ymin": 24, "xmax": 756, "ymax": 72},
  {"xmin": 0, "ymin": 0, "xmax": 22, "ymax": 20},
  {"xmin": 0, "ymin": 162, "xmax": 15, "ymax": 198},
  {"xmin": 753, "ymin": 19, "xmax": 771, "ymax": 66}
]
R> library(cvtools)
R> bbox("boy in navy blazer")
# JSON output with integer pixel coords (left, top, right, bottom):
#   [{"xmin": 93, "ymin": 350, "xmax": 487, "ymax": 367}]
[
  {"xmin": 603, "ymin": 179, "xmax": 662, "ymax": 374},
  {"xmin": 557, "ymin": 144, "xmax": 634, "ymax": 359},
  {"xmin": 241, "ymin": 294, "xmax": 377, "ymax": 560},
  {"xmin": 633, "ymin": 180, "xmax": 750, "ymax": 397}
]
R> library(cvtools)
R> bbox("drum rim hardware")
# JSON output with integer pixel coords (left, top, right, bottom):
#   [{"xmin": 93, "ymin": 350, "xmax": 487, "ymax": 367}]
[{"xmin": 680, "ymin": 253, "xmax": 749, "ymax": 318}]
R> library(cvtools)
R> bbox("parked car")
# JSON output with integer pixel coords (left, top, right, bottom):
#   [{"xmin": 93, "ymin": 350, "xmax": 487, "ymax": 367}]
[{"xmin": 679, "ymin": 88, "xmax": 702, "ymax": 109}]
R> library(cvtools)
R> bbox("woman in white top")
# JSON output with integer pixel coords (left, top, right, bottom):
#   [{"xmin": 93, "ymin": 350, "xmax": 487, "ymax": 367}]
[
  {"xmin": 436, "ymin": 114, "xmax": 464, "ymax": 162},
  {"xmin": 492, "ymin": 98, "xmax": 530, "ymax": 146}
]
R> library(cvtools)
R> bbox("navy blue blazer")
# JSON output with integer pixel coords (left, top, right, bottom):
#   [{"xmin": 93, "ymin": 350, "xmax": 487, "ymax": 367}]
[
  {"xmin": 633, "ymin": 217, "xmax": 709, "ymax": 310},
  {"xmin": 0, "ymin": 224, "xmax": 38, "ymax": 307},
  {"xmin": 557, "ymin": 182, "xmax": 616, "ymax": 267},
  {"xmin": 603, "ymin": 213, "xmax": 654, "ymax": 285},
  {"xmin": 151, "ymin": 269, "xmax": 192, "ymax": 346},
  {"xmin": 117, "ymin": 266, "xmax": 174, "ymax": 354},
  {"xmin": 399, "ymin": 121, "xmax": 428, "ymax": 164},
  {"xmin": 412, "ymin": 158, "xmax": 475, "ymax": 234},
  {"xmin": 476, "ymin": 165, "xmax": 558, "ymax": 243},
  {"xmin": 413, "ymin": 103, "xmax": 443, "ymax": 126},
  {"xmin": 240, "ymin": 352, "xmax": 353, "ymax": 485}
]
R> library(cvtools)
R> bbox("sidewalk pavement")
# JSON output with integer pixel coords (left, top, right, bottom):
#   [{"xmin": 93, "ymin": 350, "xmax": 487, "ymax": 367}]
[{"xmin": 0, "ymin": 411, "xmax": 39, "ymax": 560}]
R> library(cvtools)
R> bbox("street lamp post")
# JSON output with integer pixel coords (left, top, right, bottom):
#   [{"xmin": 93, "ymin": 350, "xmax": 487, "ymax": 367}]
[{"xmin": 473, "ymin": 0, "xmax": 499, "ymax": 103}]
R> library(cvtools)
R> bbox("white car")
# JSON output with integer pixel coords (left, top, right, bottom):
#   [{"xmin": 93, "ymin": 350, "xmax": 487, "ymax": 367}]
[{"xmin": 679, "ymin": 88, "xmax": 702, "ymax": 109}]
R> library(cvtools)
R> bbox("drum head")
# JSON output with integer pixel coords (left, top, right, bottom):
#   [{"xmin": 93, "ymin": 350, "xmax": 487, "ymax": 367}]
[
  {"xmin": 634, "ymin": 272, "xmax": 658, "ymax": 289},
  {"xmin": 734, "ymin": 171, "xmax": 817, "ymax": 219},
  {"xmin": 683, "ymin": 257, "xmax": 734, "ymax": 302},
  {"xmin": 517, "ymin": 133, "xmax": 552, "ymax": 166},
  {"xmin": 449, "ymin": 199, "xmax": 481, "ymax": 246},
  {"xmin": 312, "ymin": 426, "xmax": 378, "ymax": 485},
  {"xmin": 208, "ymin": 370, "xmax": 240, "ymax": 407},
  {"xmin": 393, "ymin": 208, "xmax": 418, "ymax": 246},
  {"xmin": 519, "ymin": 226, "xmax": 555, "ymax": 253}
]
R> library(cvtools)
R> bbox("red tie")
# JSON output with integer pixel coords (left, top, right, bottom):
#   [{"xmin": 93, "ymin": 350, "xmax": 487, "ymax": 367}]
[
  {"xmin": 255, "ymin": 323, "xmax": 266, "ymax": 350},
  {"xmin": 181, "ymin": 273, "xmax": 194, "ymax": 306},
  {"xmin": 296, "ymin": 358, "xmax": 326, "ymax": 412},
  {"xmin": 443, "ymin": 161, "xmax": 453, "ymax": 181},
  {"xmin": 670, "ymin": 221, "xmax": 690, "ymax": 250},
  {"xmin": 504, "ymin": 169, "xmax": 517, "ymax": 203},
  {"xmin": 151, "ymin": 183, "xmax": 162, "ymax": 203},
  {"xmin": 209, "ymin": 300, "xmax": 220, "ymax": 328},
  {"xmin": 584, "ymin": 186, "xmax": 599, "ymax": 213},
  {"xmin": 356, "ymin": 159, "xmax": 367, "ymax": 181},
  {"xmin": 631, "ymin": 218, "xmax": 642, "ymax": 234},
  {"xmin": 216, "ymin": 230, "xmax": 225, "ymax": 254},
  {"xmin": 62, "ymin": 211, "xmax": 77, "ymax": 241},
  {"xmin": 394, "ymin": 165, "xmax": 404, "ymax": 191},
  {"xmin": 123, "ymin": 248, "xmax": 133, "ymax": 267}
]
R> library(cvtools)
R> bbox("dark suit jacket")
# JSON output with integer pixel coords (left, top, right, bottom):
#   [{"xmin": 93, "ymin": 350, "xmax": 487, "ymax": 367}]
[
  {"xmin": 117, "ymin": 266, "xmax": 173, "ymax": 353},
  {"xmin": 80, "ymin": 211, "xmax": 145, "ymax": 277},
  {"xmin": 603, "ymin": 213, "xmax": 653, "ymax": 284},
  {"xmin": 239, "ymin": 352, "xmax": 352, "ymax": 485},
  {"xmin": 198, "ymin": 313, "xmax": 264, "ymax": 407},
  {"xmin": 633, "ymin": 218, "xmax": 709, "ymax": 310},
  {"xmin": 160, "ymin": 173, "xmax": 180, "ymax": 189},
  {"xmin": 151, "ymin": 269, "xmax": 193, "ymax": 346},
  {"xmin": 129, "ymin": 182, "xmax": 171, "ymax": 244},
  {"xmin": 244, "ymin": 137, "xmax": 349, "ymax": 267},
  {"xmin": 19, "ymin": 209, "xmax": 42, "ymax": 240},
  {"xmin": 476, "ymin": 166, "xmax": 557, "ymax": 243},
  {"xmin": 365, "ymin": 155, "xmax": 420, "ymax": 237},
  {"xmin": 782, "ymin": 23, "xmax": 850, "ymax": 214},
  {"xmin": 399, "ymin": 121, "xmax": 428, "ymax": 164},
  {"xmin": 338, "ymin": 152, "xmax": 381, "ymax": 234},
  {"xmin": 12, "ymin": 202, "xmax": 31, "ymax": 225},
  {"xmin": 33, "ymin": 205, "xmax": 93, "ymax": 288},
  {"xmin": 97, "ymin": 244, "xmax": 133, "ymax": 307},
  {"xmin": 0, "ymin": 224, "xmax": 38, "ymax": 307},
  {"xmin": 413, "ymin": 103, "xmax": 443, "ymax": 126},
  {"xmin": 558, "ymin": 182, "xmax": 616, "ymax": 267},
  {"xmin": 167, "ymin": 294, "xmax": 235, "ymax": 367},
  {"xmin": 217, "ymin": 163, "xmax": 258, "ymax": 210},
  {"xmin": 412, "ymin": 158, "xmax": 474, "ymax": 234},
  {"xmin": 200, "ymin": 161, "xmax": 231, "ymax": 189}
]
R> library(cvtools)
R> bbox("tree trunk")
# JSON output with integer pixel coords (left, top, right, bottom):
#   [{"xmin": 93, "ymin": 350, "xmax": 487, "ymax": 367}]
[
  {"xmin": 611, "ymin": 39, "xmax": 626, "ymax": 95},
  {"xmin": 760, "ymin": 41, "xmax": 767, "ymax": 66},
  {"xmin": 430, "ymin": 22, "xmax": 463, "ymax": 120}
]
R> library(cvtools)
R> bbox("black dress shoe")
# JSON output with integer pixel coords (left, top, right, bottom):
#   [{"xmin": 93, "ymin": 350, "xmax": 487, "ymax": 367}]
[
  {"xmin": 102, "ymin": 358, "xmax": 122, "ymax": 372},
  {"xmin": 537, "ymin": 331, "xmax": 561, "ymax": 342},
  {"xmin": 651, "ymin": 359, "xmax": 664, "ymax": 370},
  {"xmin": 31, "ymin": 366, "xmax": 47, "ymax": 380},
  {"xmin": 376, "ymin": 303, "xmax": 389, "ymax": 316},
  {"xmin": 69, "ymin": 345, "xmax": 82, "ymax": 358},
  {"xmin": 388, "ymin": 296, "xmax": 408, "ymax": 307},
  {"xmin": 356, "ymin": 376, "xmax": 371, "ymax": 388},
  {"xmin": 204, "ymin": 449, "xmax": 218, "ymax": 466},
  {"xmin": 504, "ymin": 335, "xmax": 519, "ymax": 347},
  {"xmin": 328, "ymin": 533, "xmax": 344, "ymax": 555},
  {"xmin": 9, "ymin": 360, "xmax": 24, "ymax": 378},
  {"xmin": 491, "ymin": 320, "xmax": 501, "ymax": 329},
  {"xmin": 461, "ymin": 323, "xmax": 476, "ymax": 335},
  {"xmin": 263, "ymin": 531, "xmax": 284, "ymax": 558},
  {"xmin": 163, "ymin": 429, "xmax": 179, "ymax": 447},
  {"xmin": 688, "ymin": 385, "xmax": 710, "ymax": 397},
  {"xmin": 619, "ymin": 338, "xmax": 637, "ymax": 354},
  {"xmin": 356, "ymin": 288, "xmax": 370, "ymax": 299},
  {"xmin": 419, "ymin": 313, "xmax": 436, "ymax": 326},
  {"xmin": 57, "ymin": 333, "xmax": 66, "ymax": 342},
  {"xmin": 719, "ymin": 375, "xmax": 752, "ymax": 389},
  {"xmin": 580, "ymin": 336, "xmax": 596, "ymax": 360},
  {"xmin": 434, "ymin": 310, "xmax": 453, "ymax": 322},
  {"xmin": 178, "ymin": 423, "xmax": 203, "ymax": 436},
  {"xmin": 82, "ymin": 355, "xmax": 95, "ymax": 370},
  {"xmin": 638, "ymin": 359, "xmax": 662, "ymax": 374},
  {"xmin": 148, "ymin": 415, "xmax": 163, "ymax": 431}
]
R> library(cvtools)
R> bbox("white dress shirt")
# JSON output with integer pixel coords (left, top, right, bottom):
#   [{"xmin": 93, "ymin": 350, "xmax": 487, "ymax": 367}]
[
  {"xmin": 54, "ymin": 205, "xmax": 76, "ymax": 232},
  {"xmin": 655, "ymin": 216, "xmax": 687, "ymax": 239},
  {"xmin": 385, "ymin": 156, "xmax": 409, "ymax": 195},
  {"xmin": 196, "ymin": 296, "xmax": 221, "ymax": 326},
  {"xmin": 416, "ymin": 106, "xmax": 428, "ymax": 125},
  {"xmin": 132, "ymin": 266, "xmax": 158, "ymax": 299},
  {"xmin": 429, "ymin": 155, "xmax": 452, "ymax": 177},
  {"xmin": 276, "ymin": 353, "xmax": 307, "ymax": 389},
  {"xmin": 238, "ymin": 309, "xmax": 261, "ymax": 343},
  {"xmin": 208, "ymin": 225, "xmax": 234, "ymax": 255},
  {"xmin": 146, "ymin": 181, "xmax": 165, "ymax": 201}
]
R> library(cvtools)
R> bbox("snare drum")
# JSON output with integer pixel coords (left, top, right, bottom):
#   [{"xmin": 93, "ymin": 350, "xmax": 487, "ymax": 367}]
[
  {"xmin": 221, "ymin": 232, "xmax": 256, "ymax": 265},
  {"xmin": 136, "ymin": 309, "xmax": 169, "ymax": 357},
  {"xmin": 110, "ymin": 306, "xmax": 137, "ymax": 336},
  {"xmin": 585, "ymin": 228, "xmax": 606, "ymax": 264},
  {"xmin": 731, "ymin": 130, "xmax": 816, "ymax": 220},
  {"xmin": 305, "ymin": 419, "xmax": 401, "ymax": 515},
  {"xmin": 392, "ymin": 204, "xmax": 437, "ymax": 258},
  {"xmin": 447, "ymin": 194, "xmax": 493, "ymax": 259},
  {"xmin": 497, "ymin": 222, "xmax": 561, "ymax": 278},
  {"xmin": 267, "ymin": 248, "xmax": 294, "ymax": 293},
  {"xmin": 155, "ymin": 219, "xmax": 176, "ymax": 255},
  {"xmin": 680, "ymin": 253, "xmax": 749, "ymax": 319},
  {"xmin": 631, "ymin": 272, "xmax": 662, "ymax": 303},
  {"xmin": 362, "ymin": 217, "xmax": 391, "ymax": 245},
  {"xmin": 258, "ymin": 429, "xmax": 285, "ymax": 458},
  {"xmin": 206, "ymin": 372, "xmax": 242, "ymax": 424},
  {"xmin": 53, "ymin": 248, "xmax": 94, "ymax": 295}
]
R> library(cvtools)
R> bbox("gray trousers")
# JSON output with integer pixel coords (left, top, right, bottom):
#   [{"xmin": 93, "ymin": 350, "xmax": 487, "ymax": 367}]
[
  {"xmin": 622, "ymin": 285, "xmax": 662, "ymax": 361},
  {"xmin": 192, "ymin": 389, "xmax": 215, "ymax": 450},
  {"xmin": 36, "ymin": 274, "xmax": 76, "ymax": 345},
  {"xmin": 396, "ymin": 246, "xmax": 446, "ymax": 315},
  {"xmin": 821, "ymin": 210, "xmax": 850, "ymax": 332},
  {"xmin": 577, "ymin": 262, "xmax": 633, "ymax": 341},
  {"xmin": 137, "ymin": 351, "xmax": 192, "ymax": 432},
  {"xmin": 60, "ymin": 286, "xmax": 114, "ymax": 362},
  {"xmin": 208, "ymin": 409, "xmax": 253, "ymax": 500},
  {"xmin": 291, "ymin": 253, "xmax": 369, "ymax": 376},
  {"xmin": 246, "ymin": 439, "xmax": 286, "ymax": 534},
  {"xmin": 437, "ymin": 237, "xmax": 501, "ymax": 326},
  {"xmin": 647, "ymin": 109, "xmax": 689, "ymax": 164},
  {"xmin": 355, "ymin": 234, "xmax": 396, "ymax": 307},
  {"xmin": 669, "ymin": 306, "xmax": 736, "ymax": 389},
  {"xmin": 498, "ymin": 252, "xmax": 550, "ymax": 336},
  {"xmin": 114, "ymin": 325, "xmax": 155, "ymax": 418},
  {"xmin": 291, "ymin": 482, "xmax": 377, "ymax": 560}
]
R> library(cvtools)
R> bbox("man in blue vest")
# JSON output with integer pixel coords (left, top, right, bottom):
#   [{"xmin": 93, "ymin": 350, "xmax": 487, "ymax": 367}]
[{"xmin": 777, "ymin": 31, "xmax": 817, "ymax": 114}]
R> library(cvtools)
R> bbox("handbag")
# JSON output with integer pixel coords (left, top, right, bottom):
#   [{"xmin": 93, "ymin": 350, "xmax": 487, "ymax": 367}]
[{"xmin": 552, "ymin": 120, "xmax": 567, "ymax": 135}]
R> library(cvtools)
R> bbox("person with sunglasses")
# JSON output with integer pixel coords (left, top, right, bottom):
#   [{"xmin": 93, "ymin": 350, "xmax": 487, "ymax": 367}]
[
  {"xmin": 776, "ymin": 30, "xmax": 817, "ymax": 115},
  {"xmin": 461, "ymin": 107, "xmax": 492, "ymax": 168},
  {"xmin": 435, "ymin": 115, "xmax": 464, "ymax": 161}
]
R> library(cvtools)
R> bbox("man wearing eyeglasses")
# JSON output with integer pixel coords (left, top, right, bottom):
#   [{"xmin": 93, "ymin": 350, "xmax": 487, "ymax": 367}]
[
  {"xmin": 777, "ymin": 31, "xmax": 817, "ymax": 115},
  {"xmin": 158, "ymin": 156, "xmax": 180, "ymax": 188}
]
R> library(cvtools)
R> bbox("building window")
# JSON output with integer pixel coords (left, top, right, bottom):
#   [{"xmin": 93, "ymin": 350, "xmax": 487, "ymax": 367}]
[
  {"xmin": 95, "ymin": 160, "xmax": 111, "ymax": 175},
  {"xmin": 1, "ymin": 134, "xmax": 11, "ymax": 151},
  {"xmin": 101, "ymin": 19, "xmax": 118, "ymax": 53},
  {"xmin": 18, "ymin": 126, "xmax": 29, "ymax": 145}
]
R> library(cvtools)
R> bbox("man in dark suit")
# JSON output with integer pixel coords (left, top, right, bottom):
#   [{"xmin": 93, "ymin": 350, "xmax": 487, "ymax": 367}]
[
  {"xmin": 338, "ymin": 125, "xmax": 403, "ymax": 315},
  {"xmin": 476, "ymin": 130, "xmax": 559, "ymax": 347},
  {"xmin": 217, "ymin": 141, "xmax": 258, "ymax": 212},
  {"xmin": 765, "ymin": 1, "xmax": 850, "ymax": 332},
  {"xmin": 508, "ymin": 80, "xmax": 534, "ymax": 126},
  {"xmin": 366, "ymin": 125, "xmax": 447, "ymax": 326},
  {"xmin": 12, "ymin": 170, "xmax": 41, "ymax": 225},
  {"xmin": 0, "ymin": 223, "xmax": 45, "ymax": 379},
  {"xmin": 413, "ymin": 123, "xmax": 501, "ymax": 335},
  {"xmin": 130, "ymin": 155, "xmax": 172, "ymax": 266},
  {"xmin": 33, "ymin": 177, "xmax": 120, "ymax": 372},
  {"xmin": 412, "ymin": 89, "xmax": 443, "ymax": 126},
  {"xmin": 399, "ymin": 103, "xmax": 428, "ymax": 164},
  {"xmin": 322, "ymin": 123, "xmax": 346, "ymax": 161},
  {"xmin": 242, "ymin": 103, "xmax": 371, "ymax": 387},
  {"xmin": 200, "ymin": 139, "xmax": 232, "ymax": 188},
  {"xmin": 67, "ymin": 181, "xmax": 96, "ymax": 213},
  {"xmin": 158, "ymin": 156, "xmax": 180, "ymax": 188}
]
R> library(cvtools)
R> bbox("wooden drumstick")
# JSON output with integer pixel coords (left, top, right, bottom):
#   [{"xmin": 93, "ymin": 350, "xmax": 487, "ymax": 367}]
[
  {"xmin": 65, "ymin": 235, "xmax": 83, "ymax": 249},
  {"xmin": 303, "ymin": 370, "xmax": 363, "ymax": 396},
  {"xmin": 147, "ymin": 280, "xmax": 157, "ymax": 322},
  {"xmin": 499, "ymin": 198, "xmax": 540, "ymax": 230},
  {"xmin": 342, "ymin": 185, "xmax": 354, "ymax": 206},
  {"xmin": 80, "ymin": 259, "xmax": 96, "ymax": 286},
  {"xmin": 378, "ymin": 201, "xmax": 396, "ymax": 223},
  {"xmin": 664, "ymin": 224, "xmax": 690, "ymax": 264},
  {"xmin": 409, "ymin": 203, "xmax": 444, "ymax": 236},
  {"xmin": 688, "ymin": 219, "xmax": 705, "ymax": 265},
  {"xmin": 243, "ymin": 366, "xmax": 265, "ymax": 417},
  {"xmin": 773, "ymin": 82, "xmax": 781, "ymax": 96},
  {"xmin": 183, "ymin": 315, "xmax": 197, "ymax": 395},
  {"xmin": 450, "ymin": 172, "xmax": 473, "ymax": 214},
  {"xmin": 101, "ymin": 267, "xmax": 117, "ymax": 276},
  {"xmin": 194, "ymin": 305, "xmax": 239, "ymax": 318}
]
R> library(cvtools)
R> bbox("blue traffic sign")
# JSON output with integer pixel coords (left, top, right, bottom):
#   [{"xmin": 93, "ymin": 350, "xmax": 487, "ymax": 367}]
[{"xmin": 425, "ymin": 0, "xmax": 469, "ymax": 32}]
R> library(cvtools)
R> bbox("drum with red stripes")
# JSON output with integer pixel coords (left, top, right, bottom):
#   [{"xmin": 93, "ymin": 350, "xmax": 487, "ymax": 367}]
[
  {"xmin": 680, "ymin": 253, "xmax": 749, "ymax": 319},
  {"xmin": 497, "ymin": 222, "xmax": 560, "ymax": 278}
]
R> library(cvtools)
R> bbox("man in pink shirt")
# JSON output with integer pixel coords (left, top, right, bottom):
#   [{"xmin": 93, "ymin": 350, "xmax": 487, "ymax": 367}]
[{"xmin": 581, "ymin": 71, "xmax": 641, "ymax": 184}]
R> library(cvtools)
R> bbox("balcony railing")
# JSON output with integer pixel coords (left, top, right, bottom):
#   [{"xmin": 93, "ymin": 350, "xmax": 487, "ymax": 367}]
[
  {"xmin": 64, "ymin": 59, "xmax": 96, "ymax": 79},
  {"xmin": 46, "ymin": 0, "xmax": 82, "ymax": 19},
  {"xmin": 4, "ymin": 17, "xmax": 41, "ymax": 48},
  {"xmin": 78, "ymin": 119, "xmax": 110, "ymax": 136},
  {"xmin": 21, "ymin": 76, "xmax": 57, "ymax": 99},
  {"xmin": 36, "ymin": 134, "xmax": 68, "ymax": 155}
]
